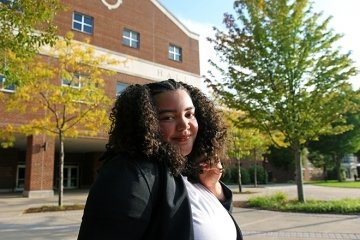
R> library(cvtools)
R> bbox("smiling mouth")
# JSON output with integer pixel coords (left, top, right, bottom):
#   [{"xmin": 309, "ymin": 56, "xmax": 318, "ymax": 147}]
[{"xmin": 173, "ymin": 135, "xmax": 191, "ymax": 143}]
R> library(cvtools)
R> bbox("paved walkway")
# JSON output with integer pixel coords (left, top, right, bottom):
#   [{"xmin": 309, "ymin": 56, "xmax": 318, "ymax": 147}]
[
  {"xmin": 232, "ymin": 184, "xmax": 360, "ymax": 240},
  {"xmin": 0, "ymin": 184, "xmax": 359, "ymax": 240},
  {"xmin": 229, "ymin": 183, "xmax": 360, "ymax": 201}
]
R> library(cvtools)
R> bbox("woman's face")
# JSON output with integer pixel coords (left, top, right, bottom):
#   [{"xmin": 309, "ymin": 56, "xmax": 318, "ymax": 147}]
[{"xmin": 154, "ymin": 89, "xmax": 198, "ymax": 156}]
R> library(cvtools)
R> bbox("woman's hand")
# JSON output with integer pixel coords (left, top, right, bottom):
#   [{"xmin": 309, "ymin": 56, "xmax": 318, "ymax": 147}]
[{"xmin": 198, "ymin": 161, "xmax": 225, "ymax": 201}]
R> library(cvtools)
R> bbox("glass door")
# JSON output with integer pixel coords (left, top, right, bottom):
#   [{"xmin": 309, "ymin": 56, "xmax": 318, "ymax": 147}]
[
  {"xmin": 15, "ymin": 165, "xmax": 25, "ymax": 191},
  {"xmin": 63, "ymin": 165, "xmax": 78, "ymax": 189}
]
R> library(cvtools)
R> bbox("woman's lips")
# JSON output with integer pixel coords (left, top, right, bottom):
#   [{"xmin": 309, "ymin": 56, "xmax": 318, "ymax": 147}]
[{"xmin": 173, "ymin": 135, "xmax": 191, "ymax": 143}]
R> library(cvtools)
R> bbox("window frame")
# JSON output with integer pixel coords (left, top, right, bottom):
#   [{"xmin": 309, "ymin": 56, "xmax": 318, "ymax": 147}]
[
  {"xmin": 122, "ymin": 28, "xmax": 140, "ymax": 49},
  {"xmin": 168, "ymin": 44, "xmax": 182, "ymax": 62},
  {"xmin": 116, "ymin": 82, "xmax": 128, "ymax": 96},
  {"xmin": 61, "ymin": 73, "xmax": 82, "ymax": 89},
  {"xmin": 0, "ymin": 75, "xmax": 16, "ymax": 93},
  {"xmin": 72, "ymin": 12, "xmax": 94, "ymax": 35}
]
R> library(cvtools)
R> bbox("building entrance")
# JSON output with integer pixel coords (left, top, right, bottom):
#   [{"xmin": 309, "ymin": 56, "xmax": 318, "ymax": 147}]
[
  {"xmin": 15, "ymin": 164, "xmax": 25, "ymax": 191},
  {"xmin": 64, "ymin": 165, "xmax": 78, "ymax": 189}
]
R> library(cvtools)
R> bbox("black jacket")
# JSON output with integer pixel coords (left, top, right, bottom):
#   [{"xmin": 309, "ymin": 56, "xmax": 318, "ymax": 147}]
[{"xmin": 78, "ymin": 153, "xmax": 243, "ymax": 240}]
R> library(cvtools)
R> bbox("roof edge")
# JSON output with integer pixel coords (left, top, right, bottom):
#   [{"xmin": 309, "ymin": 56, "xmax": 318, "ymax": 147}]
[{"xmin": 151, "ymin": 0, "xmax": 199, "ymax": 40}]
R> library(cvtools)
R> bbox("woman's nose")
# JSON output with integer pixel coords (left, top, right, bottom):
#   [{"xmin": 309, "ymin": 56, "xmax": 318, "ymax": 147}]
[{"xmin": 176, "ymin": 116, "xmax": 189, "ymax": 131}]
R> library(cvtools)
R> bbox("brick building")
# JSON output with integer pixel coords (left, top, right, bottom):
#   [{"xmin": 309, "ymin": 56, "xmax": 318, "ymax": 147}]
[{"xmin": 0, "ymin": 0, "xmax": 200, "ymax": 197}]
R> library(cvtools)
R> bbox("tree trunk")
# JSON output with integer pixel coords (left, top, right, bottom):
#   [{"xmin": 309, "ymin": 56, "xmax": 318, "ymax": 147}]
[
  {"xmin": 237, "ymin": 158, "xmax": 242, "ymax": 193},
  {"xmin": 58, "ymin": 132, "xmax": 64, "ymax": 207},
  {"xmin": 334, "ymin": 153, "xmax": 343, "ymax": 182},
  {"xmin": 294, "ymin": 144, "xmax": 305, "ymax": 203},
  {"xmin": 253, "ymin": 149, "xmax": 257, "ymax": 188}
]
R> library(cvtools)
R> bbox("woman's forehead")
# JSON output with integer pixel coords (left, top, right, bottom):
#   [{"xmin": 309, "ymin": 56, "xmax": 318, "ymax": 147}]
[{"xmin": 154, "ymin": 89, "xmax": 194, "ymax": 110}]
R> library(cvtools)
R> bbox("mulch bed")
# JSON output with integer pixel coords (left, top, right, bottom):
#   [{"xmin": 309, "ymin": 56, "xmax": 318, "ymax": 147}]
[{"xmin": 24, "ymin": 204, "xmax": 85, "ymax": 213}]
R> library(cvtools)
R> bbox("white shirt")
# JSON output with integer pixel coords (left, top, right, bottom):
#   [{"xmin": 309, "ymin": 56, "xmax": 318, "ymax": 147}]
[{"xmin": 182, "ymin": 176, "xmax": 237, "ymax": 240}]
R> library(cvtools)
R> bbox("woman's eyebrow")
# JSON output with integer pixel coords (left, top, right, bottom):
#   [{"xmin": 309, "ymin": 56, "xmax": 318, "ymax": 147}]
[
  {"xmin": 185, "ymin": 106, "xmax": 195, "ymax": 112},
  {"xmin": 158, "ymin": 106, "xmax": 195, "ymax": 115},
  {"xmin": 158, "ymin": 109, "xmax": 176, "ymax": 115}
]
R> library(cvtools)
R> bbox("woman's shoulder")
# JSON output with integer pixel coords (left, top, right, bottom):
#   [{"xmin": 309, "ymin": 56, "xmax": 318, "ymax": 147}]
[
  {"xmin": 98, "ymin": 152, "xmax": 161, "ymax": 183},
  {"xmin": 89, "ymin": 152, "xmax": 163, "ymax": 200}
]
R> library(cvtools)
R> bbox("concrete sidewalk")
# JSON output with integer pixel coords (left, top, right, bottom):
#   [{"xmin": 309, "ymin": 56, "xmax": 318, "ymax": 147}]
[
  {"xmin": 230, "ymin": 183, "xmax": 360, "ymax": 201},
  {"xmin": 0, "ymin": 184, "xmax": 359, "ymax": 240},
  {"xmin": 232, "ymin": 184, "xmax": 360, "ymax": 240},
  {"xmin": 0, "ymin": 189, "xmax": 87, "ymax": 218}
]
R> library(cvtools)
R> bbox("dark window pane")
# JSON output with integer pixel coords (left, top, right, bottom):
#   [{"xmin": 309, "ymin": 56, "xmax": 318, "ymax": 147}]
[{"xmin": 84, "ymin": 25, "xmax": 93, "ymax": 34}]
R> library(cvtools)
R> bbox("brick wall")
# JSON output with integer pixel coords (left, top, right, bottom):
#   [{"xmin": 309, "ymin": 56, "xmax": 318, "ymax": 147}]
[
  {"xmin": 24, "ymin": 135, "xmax": 55, "ymax": 191},
  {"xmin": 56, "ymin": 0, "xmax": 200, "ymax": 75},
  {"xmin": 0, "ymin": 0, "xmax": 201, "ymax": 193}
]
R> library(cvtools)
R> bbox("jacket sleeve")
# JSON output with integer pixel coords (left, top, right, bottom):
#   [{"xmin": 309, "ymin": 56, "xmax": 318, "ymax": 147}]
[
  {"xmin": 77, "ymin": 157, "xmax": 158, "ymax": 240},
  {"xmin": 219, "ymin": 181, "xmax": 234, "ymax": 212}
]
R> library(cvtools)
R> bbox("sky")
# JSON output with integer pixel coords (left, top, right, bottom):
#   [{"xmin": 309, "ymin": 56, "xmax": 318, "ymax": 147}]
[{"xmin": 159, "ymin": 0, "xmax": 360, "ymax": 90}]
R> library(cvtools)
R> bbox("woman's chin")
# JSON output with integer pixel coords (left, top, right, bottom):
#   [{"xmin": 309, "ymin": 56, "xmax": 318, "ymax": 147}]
[{"xmin": 180, "ymin": 148, "xmax": 192, "ymax": 156}]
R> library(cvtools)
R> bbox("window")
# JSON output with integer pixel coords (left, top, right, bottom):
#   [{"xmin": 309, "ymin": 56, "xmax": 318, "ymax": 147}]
[
  {"xmin": 0, "ymin": 0, "xmax": 16, "ymax": 6},
  {"xmin": 0, "ymin": 0, "xmax": 15, "ymax": 4},
  {"xmin": 116, "ymin": 82, "xmax": 128, "ymax": 96},
  {"xmin": 62, "ymin": 73, "xmax": 82, "ymax": 89},
  {"xmin": 168, "ymin": 44, "xmax": 182, "ymax": 62},
  {"xmin": 122, "ymin": 29, "xmax": 140, "ymax": 48},
  {"xmin": 63, "ymin": 166, "xmax": 78, "ymax": 189},
  {"xmin": 0, "ymin": 75, "xmax": 16, "ymax": 92},
  {"xmin": 72, "ymin": 12, "xmax": 93, "ymax": 34},
  {"xmin": 15, "ymin": 165, "xmax": 25, "ymax": 191}
]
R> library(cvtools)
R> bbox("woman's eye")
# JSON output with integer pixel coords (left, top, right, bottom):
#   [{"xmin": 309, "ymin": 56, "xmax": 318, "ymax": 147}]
[
  {"xmin": 185, "ymin": 112, "xmax": 195, "ymax": 118},
  {"xmin": 159, "ymin": 115, "xmax": 174, "ymax": 121}
]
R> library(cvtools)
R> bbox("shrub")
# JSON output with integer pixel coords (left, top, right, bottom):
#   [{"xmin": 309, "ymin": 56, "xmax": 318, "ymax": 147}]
[
  {"xmin": 248, "ymin": 192, "xmax": 288, "ymax": 209},
  {"xmin": 248, "ymin": 165, "xmax": 268, "ymax": 184},
  {"xmin": 241, "ymin": 168, "xmax": 251, "ymax": 184},
  {"xmin": 246, "ymin": 193, "xmax": 360, "ymax": 214},
  {"xmin": 221, "ymin": 166, "xmax": 251, "ymax": 185}
]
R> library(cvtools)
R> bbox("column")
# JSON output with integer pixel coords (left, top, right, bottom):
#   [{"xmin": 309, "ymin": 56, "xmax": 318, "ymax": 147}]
[{"xmin": 23, "ymin": 134, "xmax": 55, "ymax": 198}]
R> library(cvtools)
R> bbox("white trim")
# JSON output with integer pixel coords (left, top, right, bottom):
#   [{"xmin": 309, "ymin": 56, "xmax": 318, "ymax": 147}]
[
  {"xmin": 40, "ymin": 41, "xmax": 202, "ymax": 89},
  {"xmin": 101, "ymin": 0, "xmax": 122, "ymax": 10},
  {"xmin": 151, "ymin": 0, "xmax": 199, "ymax": 40}
]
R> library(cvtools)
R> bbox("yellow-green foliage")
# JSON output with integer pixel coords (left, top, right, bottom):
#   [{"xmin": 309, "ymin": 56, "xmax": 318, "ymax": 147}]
[
  {"xmin": 1, "ymin": 32, "xmax": 122, "ymax": 140},
  {"xmin": 223, "ymin": 109, "xmax": 273, "ymax": 159}
]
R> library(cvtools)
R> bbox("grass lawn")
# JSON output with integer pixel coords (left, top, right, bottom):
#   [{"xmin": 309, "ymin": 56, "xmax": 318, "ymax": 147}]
[
  {"xmin": 236, "ymin": 192, "xmax": 360, "ymax": 214},
  {"xmin": 234, "ymin": 181, "xmax": 360, "ymax": 214},
  {"xmin": 307, "ymin": 180, "xmax": 360, "ymax": 188}
]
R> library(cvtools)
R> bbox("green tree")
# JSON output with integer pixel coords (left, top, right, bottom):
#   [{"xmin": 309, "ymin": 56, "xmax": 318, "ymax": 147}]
[
  {"xmin": 225, "ymin": 110, "xmax": 272, "ymax": 190},
  {"xmin": 207, "ymin": 0, "xmax": 357, "ymax": 202},
  {"xmin": 0, "ymin": 0, "xmax": 62, "ymax": 79},
  {"xmin": 266, "ymin": 146, "xmax": 294, "ymax": 170},
  {"xmin": 308, "ymin": 96, "xmax": 360, "ymax": 181},
  {"xmin": 1, "ymin": 32, "xmax": 120, "ymax": 206},
  {"xmin": 307, "ymin": 150, "xmax": 334, "ymax": 180}
]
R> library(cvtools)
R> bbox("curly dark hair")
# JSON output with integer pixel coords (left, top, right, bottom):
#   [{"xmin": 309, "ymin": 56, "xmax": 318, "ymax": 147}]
[{"xmin": 105, "ymin": 79, "xmax": 227, "ymax": 178}]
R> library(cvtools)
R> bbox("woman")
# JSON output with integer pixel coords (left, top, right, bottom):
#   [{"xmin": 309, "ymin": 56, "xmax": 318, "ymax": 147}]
[{"xmin": 78, "ymin": 79, "xmax": 243, "ymax": 240}]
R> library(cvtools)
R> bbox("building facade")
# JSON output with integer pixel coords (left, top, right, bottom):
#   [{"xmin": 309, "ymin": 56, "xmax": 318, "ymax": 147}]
[
  {"xmin": 341, "ymin": 154, "xmax": 360, "ymax": 180},
  {"xmin": 0, "ymin": 0, "xmax": 201, "ymax": 197}
]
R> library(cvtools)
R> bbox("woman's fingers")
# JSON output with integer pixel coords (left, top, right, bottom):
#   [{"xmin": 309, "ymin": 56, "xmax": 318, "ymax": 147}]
[{"xmin": 200, "ymin": 161, "xmax": 223, "ymax": 175}]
